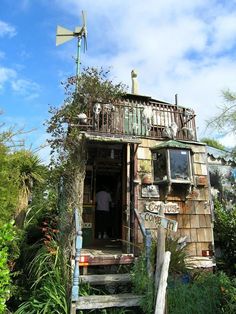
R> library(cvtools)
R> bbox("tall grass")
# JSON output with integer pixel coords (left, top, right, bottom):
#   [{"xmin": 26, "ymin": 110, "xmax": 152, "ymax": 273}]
[
  {"xmin": 167, "ymin": 271, "xmax": 236, "ymax": 314},
  {"xmin": 15, "ymin": 240, "xmax": 70, "ymax": 314}
]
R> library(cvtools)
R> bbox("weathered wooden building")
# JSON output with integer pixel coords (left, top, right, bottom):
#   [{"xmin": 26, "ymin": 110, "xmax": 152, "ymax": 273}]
[{"xmin": 78, "ymin": 75, "xmax": 215, "ymax": 270}]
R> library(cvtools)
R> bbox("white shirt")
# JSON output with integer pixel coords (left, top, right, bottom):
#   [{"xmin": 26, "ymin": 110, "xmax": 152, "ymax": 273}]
[{"xmin": 96, "ymin": 190, "xmax": 112, "ymax": 212}]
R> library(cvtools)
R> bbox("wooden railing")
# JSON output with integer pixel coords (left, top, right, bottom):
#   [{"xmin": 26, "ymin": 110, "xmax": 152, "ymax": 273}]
[
  {"xmin": 134, "ymin": 208, "xmax": 152, "ymax": 277},
  {"xmin": 71, "ymin": 208, "xmax": 82, "ymax": 303},
  {"xmin": 77, "ymin": 100, "xmax": 197, "ymax": 141}
]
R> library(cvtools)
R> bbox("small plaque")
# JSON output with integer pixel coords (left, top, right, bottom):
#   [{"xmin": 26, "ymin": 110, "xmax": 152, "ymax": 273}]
[{"xmin": 141, "ymin": 184, "xmax": 160, "ymax": 198}]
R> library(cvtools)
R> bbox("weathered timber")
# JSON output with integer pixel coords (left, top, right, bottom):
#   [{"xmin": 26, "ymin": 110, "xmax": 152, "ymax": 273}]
[
  {"xmin": 80, "ymin": 273, "xmax": 131, "ymax": 285},
  {"xmin": 155, "ymin": 251, "xmax": 171, "ymax": 314},
  {"xmin": 155, "ymin": 205, "xmax": 166, "ymax": 290},
  {"xmin": 76, "ymin": 293, "xmax": 142, "ymax": 310}
]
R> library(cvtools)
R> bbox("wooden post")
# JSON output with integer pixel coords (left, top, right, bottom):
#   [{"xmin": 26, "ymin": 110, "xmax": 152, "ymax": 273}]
[
  {"xmin": 146, "ymin": 229, "xmax": 152, "ymax": 277},
  {"xmin": 155, "ymin": 251, "xmax": 171, "ymax": 314},
  {"xmin": 72, "ymin": 209, "xmax": 83, "ymax": 302},
  {"xmin": 155, "ymin": 204, "xmax": 165, "ymax": 290}
]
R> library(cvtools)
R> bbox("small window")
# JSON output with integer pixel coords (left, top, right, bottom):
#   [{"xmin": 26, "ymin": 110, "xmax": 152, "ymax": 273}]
[
  {"xmin": 152, "ymin": 145, "xmax": 192, "ymax": 185},
  {"xmin": 153, "ymin": 150, "xmax": 167, "ymax": 182},
  {"xmin": 169, "ymin": 149, "xmax": 190, "ymax": 181}
]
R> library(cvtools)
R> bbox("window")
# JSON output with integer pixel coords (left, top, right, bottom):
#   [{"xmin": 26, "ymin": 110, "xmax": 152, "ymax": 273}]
[
  {"xmin": 153, "ymin": 150, "xmax": 167, "ymax": 182},
  {"xmin": 151, "ymin": 143, "xmax": 192, "ymax": 185},
  {"xmin": 169, "ymin": 149, "xmax": 190, "ymax": 181}
]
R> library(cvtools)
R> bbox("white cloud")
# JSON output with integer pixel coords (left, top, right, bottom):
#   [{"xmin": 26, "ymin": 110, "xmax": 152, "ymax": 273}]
[
  {"xmin": 0, "ymin": 64, "xmax": 41, "ymax": 100},
  {"xmin": 218, "ymin": 133, "xmax": 236, "ymax": 149},
  {"xmin": 53, "ymin": 0, "xmax": 236, "ymax": 141},
  {"xmin": 0, "ymin": 67, "xmax": 16, "ymax": 89},
  {"xmin": 0, "ymin": 20, "xmax": 16, "ymax": 38},
  {"xmin": 11, "ymin": 79, "xmax": 40, "ymax": 100}
]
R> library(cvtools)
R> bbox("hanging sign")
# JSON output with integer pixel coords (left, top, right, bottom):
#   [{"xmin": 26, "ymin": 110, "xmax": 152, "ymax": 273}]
[
  {"xmin": 145, "ymin": 201, "xmax": 179, "ymax": 214},
  {"xmin": 140, "ymin": 212, "xmax": 178, "ymax": 232}
]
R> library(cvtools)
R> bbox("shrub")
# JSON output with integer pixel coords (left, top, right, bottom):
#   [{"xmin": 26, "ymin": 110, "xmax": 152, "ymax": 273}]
[
  {"xmin": 0, "ymin": 221, "xmax": 16, "ymax": 313},
  {"xmin": 214, "ymin": 200, "xmax": 236, "ymax": 274},
  {"xmin": 167, "ymin": 271, "xmax": 236, "ymax": 314}
]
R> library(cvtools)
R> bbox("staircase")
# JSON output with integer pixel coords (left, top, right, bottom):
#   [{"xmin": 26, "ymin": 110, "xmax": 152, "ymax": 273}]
[
  {"xmin": 75, "ymin": 269, "xmax": 142, "ymax": 311},
  {"xmin": 71, "ymin": 262, "xmax": 142, "ymax": 313},
  {"xmin": 71, "ymin": 209, "xmax": 142, "ymax": 313}
]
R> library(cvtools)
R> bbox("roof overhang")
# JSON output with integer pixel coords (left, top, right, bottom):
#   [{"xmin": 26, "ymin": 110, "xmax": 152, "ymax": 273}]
[{"xmin": 80, "ymin": 132, "xmax": 142, "ymax": 145}]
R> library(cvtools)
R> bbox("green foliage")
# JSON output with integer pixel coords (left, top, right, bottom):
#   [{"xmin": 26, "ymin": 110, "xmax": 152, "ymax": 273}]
[
  {"xmin": 131, "ymin": 252, "xmax": 154, "ymax": 314},
  {"xmin": 15, "ymin": 241, "xmax": 70, "ymax": 314},
  {"xmin": 0, "ymin": 144, "xmax": 19, "ymax": 222},
  {"xmin": 0, "ymin": 221, "xmax": 16, "ymax": 313},
  {"xmin": 214, "ymin": 200, "xmax": 236, "ymax": 274},
  {"xmin": 167, "ymin": 271, "xmax": 236, "ymax": 314},
  {"xmin": 207, "ymin": 89, "xmax": 236, "ymax": 136},
  {"xmin": 47, "ymin": 67, "xmax": 127, "ymax": 162},
  {"xmin": 166, "ymin": 236, "xmax": 189, "ymax": 275},
  {"xmin": 201, "ymin": 137, "xmax": 225, "ymax": 150}
]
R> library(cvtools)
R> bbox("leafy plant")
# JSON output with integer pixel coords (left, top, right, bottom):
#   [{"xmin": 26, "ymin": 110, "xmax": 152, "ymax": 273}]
[
  {"xmin": 0, "ymin": 221, "xmax": 16, "ymax": 313},
  {"xmin": 165, "ymin": 235, "xmax": 189, "ymax": 275},
  {"xmin": 15, "ymin": 240, "xmax": 70, "ymax": 314},
  {"xmin": 167, "ymin": 271, "xmax": 236, "ymax": 314},
  {"xmin": 131, "ymin": 251, "xmax": 154, "ymax": 314},
  {"xmin": 214, "ymin": 200, "xmax": 236, "ymax": 274}
]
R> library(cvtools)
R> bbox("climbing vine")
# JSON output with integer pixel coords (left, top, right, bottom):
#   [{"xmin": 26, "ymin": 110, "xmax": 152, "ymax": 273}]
[{"xmin": 46, "ymin": 67, "xmax": 127, "ymax": 213}]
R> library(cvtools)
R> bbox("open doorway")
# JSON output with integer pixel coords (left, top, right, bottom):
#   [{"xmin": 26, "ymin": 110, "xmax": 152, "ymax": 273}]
[
  {"xmin": 82, "ymin": 143, "xmax": 126, "ymax": 248},
  {"xmin": 95, "ymin": 170, "xmax": 122, "ymax": 240}
]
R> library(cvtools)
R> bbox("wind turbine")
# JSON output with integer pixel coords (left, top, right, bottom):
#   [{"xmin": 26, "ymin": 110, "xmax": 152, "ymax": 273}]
[{"xmin": 56, "ymin": 11, "xmax": 87, "ymax": 78}]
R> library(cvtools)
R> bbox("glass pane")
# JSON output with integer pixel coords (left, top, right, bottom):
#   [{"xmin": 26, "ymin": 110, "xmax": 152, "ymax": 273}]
[
  {"xmin": 153, "ymin": 151, "xmax": 167, "ymax": 181},
  {"xmin": 169, "ymin": 149, "xmax": 190, "ymax": 180}
]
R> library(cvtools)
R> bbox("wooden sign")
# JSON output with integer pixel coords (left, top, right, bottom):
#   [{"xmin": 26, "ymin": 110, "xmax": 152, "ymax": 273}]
[
  {"xmin": 140, "ymin": 212, "xmax": 178, "ymax": 232},
  {"xmin": 145, "ymin": 201, "xmax": 179, "ymax": 214}
]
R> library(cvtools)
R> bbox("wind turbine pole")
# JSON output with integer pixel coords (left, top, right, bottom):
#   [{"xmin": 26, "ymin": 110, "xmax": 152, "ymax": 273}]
[
  {"xmin": 56, "ymin": 10, "xmax": 87, "ymax": 87},
  {"xmin": 76, "ymin": 37, "xmax": 82, "ymax": 78}
]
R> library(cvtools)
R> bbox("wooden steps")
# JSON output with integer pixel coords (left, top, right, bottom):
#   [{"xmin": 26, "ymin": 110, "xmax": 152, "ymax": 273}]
[
  {"xmin": 80, "ymin": 273, "xmax": 131, "ymax": 285},
  {"xmin": 75, "ymin": 293, "xmax": 142, "ymax": 310},
  {"xmin": 71, "ymin": 250, "xmax": 140, "ymax": 313}
]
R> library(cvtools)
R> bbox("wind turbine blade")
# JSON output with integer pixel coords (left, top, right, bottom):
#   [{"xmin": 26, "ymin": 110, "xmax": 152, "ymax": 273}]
[
  {"xmin": 82, "ymin": 10, "xmax": 87, "ymax": 28},
  {"xmin": 56, "ymin": 25, "xmax": 74, "ymax": 46},
  {"xmin": 83, "ymin": 35, "xmax": 88, "ymax": 52}
]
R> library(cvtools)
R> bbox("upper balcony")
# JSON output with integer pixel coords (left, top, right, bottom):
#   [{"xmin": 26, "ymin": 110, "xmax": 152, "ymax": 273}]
[{"xmin": 77, "ymin": 94, "xmax": 197, "ymax": 142}]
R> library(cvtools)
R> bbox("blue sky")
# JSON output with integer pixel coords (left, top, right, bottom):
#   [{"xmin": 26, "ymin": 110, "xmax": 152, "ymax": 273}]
[{"xmin": 1, "ymin": 0, "xmax": 236, "ymax": 162}]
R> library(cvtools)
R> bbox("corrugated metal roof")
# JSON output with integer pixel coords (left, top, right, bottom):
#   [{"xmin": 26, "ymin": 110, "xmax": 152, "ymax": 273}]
[{"xmin": 207, "ymin": 146, "xmax": 233, "ymax": 162}]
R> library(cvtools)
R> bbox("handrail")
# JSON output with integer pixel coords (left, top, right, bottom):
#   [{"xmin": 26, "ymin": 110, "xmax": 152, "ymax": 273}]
[
  {"xmin": 134, "ymin": 208, "xmax": 152, "ymax": 277},
  {"xmin": 71, "ymin": 208, "xmax": 82, "ymax": 302}
]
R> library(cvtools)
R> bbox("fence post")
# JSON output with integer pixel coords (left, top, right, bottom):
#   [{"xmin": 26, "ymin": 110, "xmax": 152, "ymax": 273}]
[
  {"xmin": 155, "ymin": 204, "xmax": 165, "ymax": 290},
  {"xmin": 146, "ymin": 229, "xmax": 152, "ymax": 277},
  {"xmin": 72, "ymin": 209, "xmax": 82, "ymax": 302},
  {"xmin": 155, "ymin": 251, "xmax": 171, "ymax": 314}
]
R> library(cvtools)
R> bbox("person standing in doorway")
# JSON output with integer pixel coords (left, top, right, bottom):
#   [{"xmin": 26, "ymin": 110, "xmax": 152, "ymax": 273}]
[{"xmin": 96, "ymin": 186, "xmax": 112, "ymax": 239}]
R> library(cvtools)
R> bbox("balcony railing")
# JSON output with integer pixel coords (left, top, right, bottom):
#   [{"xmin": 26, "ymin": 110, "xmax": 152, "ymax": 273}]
[{"xmin": 77, "ymin": 99, "xmax": 197, "ymax": 141}]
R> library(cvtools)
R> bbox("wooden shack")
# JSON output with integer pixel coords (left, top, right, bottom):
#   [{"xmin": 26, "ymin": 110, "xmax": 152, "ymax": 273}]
[{"xmin": 79, "ymin": 92, "xmax": 215, "ymax": 269}]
